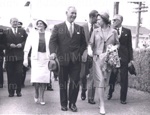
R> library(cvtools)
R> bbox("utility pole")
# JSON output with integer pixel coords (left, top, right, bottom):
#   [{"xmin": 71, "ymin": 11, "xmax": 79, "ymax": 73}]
[
  {"xmin": 129, "ymin": 2, "xmax": 148, "ymax": 48},
  {"xmin": 114, "ymin": 2, "xmax": 119, "ymax": 15}
]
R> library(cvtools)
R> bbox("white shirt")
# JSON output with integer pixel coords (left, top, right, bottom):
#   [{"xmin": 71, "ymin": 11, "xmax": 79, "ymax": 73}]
[
  {"xmin": 65, "ymin": 20, "xmax": 74, "ymax": 33},
  {"xmin": 118, "ymin": 26, "xmax": 122, "ymax": 36},
  {"xmin": 12, "ymin": 27, "xmax": 18, "ymax": 34},
  {"xmin": 88, "ymin": 22, "xmax": 92, "ymax": 32}
]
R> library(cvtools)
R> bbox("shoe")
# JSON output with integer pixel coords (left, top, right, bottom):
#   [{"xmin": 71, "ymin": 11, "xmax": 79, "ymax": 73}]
[
  {"xmin": 17, "ymin": 93, "xmax": 22, "ymax": 97},
  {"xmin": 40, "ymin": 101, "xmax": 46, "ymax": 105},
  {"xmin": 34, "ymin": 97, "xmax": 39, "ymax": 103},
  {"xmin": 99, "ymin": 107, "xmax": 105, "ymax": 115},
  {"xmin": 121, "ymin": 100, "xmax": 127, "ymax": 104},
  {"xmin": 47, "ymin": 87, "xmax": 54, "ymax": 91},
  {"xmin": 61, "ymin": 106, "xmax": 68, "ymax": 111},
  {"xmin": 88, "ymin": 99, "xmax": 96, "ymax": 104},
  {"xmin": 81, "ymin": 92, "xmax": 86, "ymax": 100},
  {"xmin": 69, "ymin": 103, "xmax": 77, "ymax": 112},
  {"xmin": 107, "ymin": 94, "xmax": 112, "ymax": 100},
  {"xmin": 9, "ymin": 94, "xmax": 14, "ymax": 97}
]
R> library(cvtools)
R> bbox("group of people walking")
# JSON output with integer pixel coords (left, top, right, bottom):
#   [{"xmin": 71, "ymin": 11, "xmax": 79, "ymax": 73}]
[{"xmin": 0, "ymin": 6, "xmax": 133, "ymax": 115}]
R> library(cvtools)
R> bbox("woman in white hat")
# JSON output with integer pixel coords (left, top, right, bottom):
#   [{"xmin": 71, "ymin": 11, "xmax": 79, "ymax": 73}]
[
  {"xmin": 23, "ymin": 19, "xmax": 51, "ymax": 105},
  {"xmin": 88, "ymin": 12, "xmax": 120, "ymax": 114}
]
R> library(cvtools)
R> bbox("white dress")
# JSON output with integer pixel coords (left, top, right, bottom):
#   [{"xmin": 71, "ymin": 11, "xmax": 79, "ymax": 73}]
[{"xmin": 31, "ymin": 52, "xmax": 50, "ymax": 83}]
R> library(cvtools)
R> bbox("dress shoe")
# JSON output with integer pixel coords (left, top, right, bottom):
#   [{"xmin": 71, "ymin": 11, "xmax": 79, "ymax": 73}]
[
  {"xmin": 17, "ymin": 93, "xmax": 22, "ymax": 97},
  {"xmin": 107, "ymin": 94, "xmax": 112, "ymax": 100},
  {"xmin": 9, "ymin": 94, "xmax": 14, "ymax": 97},
  {"xmin": 121, "ymin": 101, "xmax": 127, "ymax": 104},
  {"xmin": 40, "ymin": 101, "xmax": 46, "ymax": 105},
  {"xmin": 69, "ymin": 103, "xmax": 77, "ymax": 112},
  {"xmin": 47, "ymin": 87, "xmax": 54, "ymax": 91},
  {"xmin": 61, "ymin": 106, "xmax": 68, "ymax": 111},
  {"xmin": 99, "ymin": 107, "xmax": 105, "ymax": 115},
  {"xmin": 88, "ymin": 99, "xmax": 96, "ymax": 104},
  {"xmin": 81, "ymin": 92, "xmax": 86, "ymax": 100},
  {"xmin": 34, "ymin": 97, "xmax": 39, "ymax": 103}
]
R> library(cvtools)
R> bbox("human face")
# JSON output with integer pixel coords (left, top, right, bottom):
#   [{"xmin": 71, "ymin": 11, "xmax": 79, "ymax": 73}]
[
  {"xmin": 37, "ymin": 21, "xmax": 45, "ymax": 30},
  {"xmin": 66, "ymin": 7, "xmax": 77, "ymax": 23},
  {"xmin": 96, "ymin": 15, "xmax": 105, "ymax": 27},
  {"xmin": 91, "ymin": 15, "xmax": 97, "ymax": 24},
  {"xmin": 112, "ymin": 16, "xmax": 122, "ymax": 29},
  {"xmin": 10, "ymin": 18, "xmax": 18, "ymax": 28}
]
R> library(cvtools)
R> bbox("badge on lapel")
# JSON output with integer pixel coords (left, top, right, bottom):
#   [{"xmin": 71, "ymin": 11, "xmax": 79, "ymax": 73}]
[
  {"xmin": 125, "ymin": 34, "xmax": 128, "ymax": 36},
  {"xmin": 77, "ymin": 32, "xmax": 80, "ymax": 34}
]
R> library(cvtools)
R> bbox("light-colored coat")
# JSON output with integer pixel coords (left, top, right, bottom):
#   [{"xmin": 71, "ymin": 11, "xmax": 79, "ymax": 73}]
[{"xmin": 24, "ymin": 30, "xmax": 51, "ymax": 60}]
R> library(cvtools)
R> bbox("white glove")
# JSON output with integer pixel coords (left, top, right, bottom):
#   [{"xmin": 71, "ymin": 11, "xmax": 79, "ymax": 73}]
[
  {"xmin": 87, "ymin": 45, "xmax": 93, "ymax": 57},
  {"xmin": 23, "ymin": 59, "xmax": 28, "ymax": 67}
]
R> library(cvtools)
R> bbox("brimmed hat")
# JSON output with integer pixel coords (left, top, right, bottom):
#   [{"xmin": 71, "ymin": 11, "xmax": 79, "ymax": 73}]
[
  {"xmin": 99, "ymin": 12, "xmax": 110, "ymax": 24},
  {"xmin": 48, "ymin": 58, "xmax": 60, "ymax": 76},
  {"xmin": 128, "ymin": 63, "xmax": 136, "ymax": 76},
  {"xmin": 35, "ymin": 19, "xmax": 47, "ymax": 29}
]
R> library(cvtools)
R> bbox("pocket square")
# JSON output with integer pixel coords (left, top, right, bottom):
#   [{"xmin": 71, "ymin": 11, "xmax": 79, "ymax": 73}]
[{"xmin": 77, "ymin": 32, "xmax": 80, "ymax": 34}]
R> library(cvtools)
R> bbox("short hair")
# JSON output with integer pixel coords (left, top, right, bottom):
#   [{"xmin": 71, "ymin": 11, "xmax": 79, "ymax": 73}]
[
  {"xmin": 66, "ymin": 6, "xmax": 76, "ymax": 12},
  {"xmin": 89, "ymin": 10, "xmax": 98, "ymax": 18},
  {"xmin": 10, "ymin": 18, "xmax": 18, "ymax": 23},
  {"xmin": 113, "ymin": 14, "xmax": 123, "ymax": 22}
]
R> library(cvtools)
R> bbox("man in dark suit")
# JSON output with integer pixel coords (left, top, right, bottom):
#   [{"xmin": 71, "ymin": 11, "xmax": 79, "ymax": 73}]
[
  {"xmin": 80, "ymin": 10, "xmax": 98, "ymax": 104},
  {"xmin": 0, "ymin": 25, "xmax": 7, "ymax": 88},
  {"xmin": 5, "ymin": 18, "xmax": 27, "ymax": 97},
  {"xmin": 49, "ymin": 6, "xmax": 87, "ymax": 112},
  {"xmin": 107, "ymin": 14, "xmax": 133, "ymax": 104}
]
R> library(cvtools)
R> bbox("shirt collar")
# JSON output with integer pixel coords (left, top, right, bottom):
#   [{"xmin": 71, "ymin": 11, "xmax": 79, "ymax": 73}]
[{"xmin": 65, "ymin": 20, "xmax": 74, "ymax": 29}]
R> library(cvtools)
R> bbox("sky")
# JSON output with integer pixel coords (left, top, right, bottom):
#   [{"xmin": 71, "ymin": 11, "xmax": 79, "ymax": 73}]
[{"xmin": 0, "ymin": 0, "xmax": 150, "ymax": 29}]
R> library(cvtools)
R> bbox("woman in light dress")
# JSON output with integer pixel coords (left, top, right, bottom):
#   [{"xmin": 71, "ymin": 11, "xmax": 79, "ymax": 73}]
[
  {"xmin": 88, "ymin": 12, "xmax": 119, "ymax": 114},
  {"xmin": 23, "ymin": 19, "xmax": 51, "ymax": 105}
]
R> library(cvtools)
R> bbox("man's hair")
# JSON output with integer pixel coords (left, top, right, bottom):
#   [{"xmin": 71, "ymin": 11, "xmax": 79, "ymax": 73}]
[
  {"xmin": 18, "ymin": 22, "xmax": 23, "ymax": 25},
  {"xmin": 114, "ymin": 14, "xmax": 123, "ymax": 22},
  {"xmin": 10, "ymin": 18, "xmax": 18, "ymax": 23},
  {"xmin": 89, "ymin": 10, "xmax": 98, "ymax": 18}
]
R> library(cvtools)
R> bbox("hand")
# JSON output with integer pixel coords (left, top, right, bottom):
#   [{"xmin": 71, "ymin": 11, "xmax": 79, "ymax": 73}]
[
  {"xmin": 23, "ymin": 59, "xmax": 28, "ymax": 67},
  {"xmin": 87, "ymin": 45, "xmax": 93, "ymax": 57},
  {"xmin": 10, "ymin": 44, "xmax": 16, "ymax": 48},
  {"xmin": 16, "ymin": 44, "xmax": 22, "ymax": 48},
  {"xmin": 49, "ymin": 53, "xmax": 57, "ymax": 60},
  {"xmin": 128, "ymin": 60, "xmax": 134, "ymax": 67}
]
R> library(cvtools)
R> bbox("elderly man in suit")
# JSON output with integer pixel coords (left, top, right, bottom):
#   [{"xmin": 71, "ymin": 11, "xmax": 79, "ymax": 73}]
[
  {"xmin": 80, "ymin": 10, "xmax": 98, "ymax": 104},
  {"xmin": 49, "ymin": 6, "xmax": 87, "ymax": 112},
  {"xmin": 0, "ymin": 25, "xmax": 7, "ymax": 88},
  {"xmin": 107, "ymin": 14, "xmax": 133, "ymax": 104},
  {"xmin": 5, "ymin": 18, "xmax": 27, "ymax": 97}
]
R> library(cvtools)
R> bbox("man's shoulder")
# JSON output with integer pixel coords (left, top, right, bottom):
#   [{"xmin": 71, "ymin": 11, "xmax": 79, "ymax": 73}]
[
  {"xmin": 122, "ymin": 26, "xmax": 131, "ymax": 32},
  {"xmin": 54, "ymin": 22, "xmax": 65, "ymax": 27}
]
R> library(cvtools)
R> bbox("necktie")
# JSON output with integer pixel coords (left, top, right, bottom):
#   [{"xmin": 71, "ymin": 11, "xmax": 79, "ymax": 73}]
[
  {"xmin": 89, "ymin": 24, "xmax": 93, "ymax": 37},
  {"xmin": 116, "ymin": 28, "xmax": 120, "ymax": 35},
  {"xmin": 69, "ymin": 23, "xmax": 73, "ymax": 37}
]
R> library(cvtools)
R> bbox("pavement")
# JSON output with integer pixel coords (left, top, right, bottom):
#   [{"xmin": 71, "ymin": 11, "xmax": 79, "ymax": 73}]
[{"xmin": 0, "ymin": 71, "xmax": 150, "ymax": 115}]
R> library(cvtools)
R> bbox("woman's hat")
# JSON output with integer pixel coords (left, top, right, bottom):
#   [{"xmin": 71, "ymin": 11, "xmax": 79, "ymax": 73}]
[
  {"xmin": 99, "ymin": 12, "xmax": 110, "ymax": 24},
  {"xmin": 35, "ymin": 19, "xmax": 47, "ymax": 29},
  {"xmin": 48, "ymin": 58, "xmax": 60, "ymax": 76}
]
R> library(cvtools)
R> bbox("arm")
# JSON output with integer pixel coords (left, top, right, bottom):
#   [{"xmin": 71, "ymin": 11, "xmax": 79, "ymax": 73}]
[
  {"xmin": 0, "ymin": 32, "xmax": 7, "ymax": 50},
  {"xmin": 80, "ymin": 26, "xmax": 87, "ymax": 55},
  {"xmin": 24, "ymin": 33, "xmax": 31, "ymax": 61},
  {"xmin": 49, "ymin": 25, "xmax": 58, "ymax": 59},
  {"xmin": 128, "ymin": 29, "xmax": 133, "ymax": 62}
]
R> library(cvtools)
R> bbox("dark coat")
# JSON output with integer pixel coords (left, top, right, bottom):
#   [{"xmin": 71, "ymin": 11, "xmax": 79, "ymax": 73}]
[
  {"xmin": 49, "ymin": 22, "xmax": 87, "ymax": 66},
  {"xmin": 5, "ymin": 28, "xmax": 27, "ymax": 61}
]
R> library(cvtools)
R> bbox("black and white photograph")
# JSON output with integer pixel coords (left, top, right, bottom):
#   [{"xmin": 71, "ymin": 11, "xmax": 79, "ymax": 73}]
[{"xmin": 0, "ymin": 0, "xmax": 150, "ymax": 114}]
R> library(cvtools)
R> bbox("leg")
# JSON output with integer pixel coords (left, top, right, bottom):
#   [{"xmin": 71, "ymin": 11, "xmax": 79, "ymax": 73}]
[
  {"xmin": 6, "ymin": 61, "xmax": 15, "ymax": 96},
  {"xmin": 108, "ymin": 68, "xmax": 118, "ymax": 100},
  {"xmin": 59, "ymin": 66, "xmax": 69, "ymax": 108},
  {"xmin": 0, "ymin": 56, "xmax": 4, "ymax": 88},
  {"xmin": 22, "ymin": 65, "xmax": 27, "ymax": 87},
  {"xmin": 47, "ymin": 72, "xmax": 53, "ymax": 91},
  {"xmin": 120, "ymin": 63, "xmax": 128, "ymax": 103},
  {"xmin": 97, "ymin": 88, "xmax": 105, "ymax": 114},
  {"xmin": 34, "ymin": 83, "xmax": 40, "ymax": 103},
  {"xmin": 80, "ymin": 62, "xmax": 87, "ymax": 100},
  {"xmin": 15, "ymin": 60, "xmax": 23, "ymax": 96},
  {"xmin": 88, "ymin": 68, "xmax": 96, "ymax": 104},
  {"xmin": 39, "ymin": 83, "xmax": 46, "ymax": 104},
  {"xmin": 68, "ymin": 62, "xmax": 81, "ymax": 112}
]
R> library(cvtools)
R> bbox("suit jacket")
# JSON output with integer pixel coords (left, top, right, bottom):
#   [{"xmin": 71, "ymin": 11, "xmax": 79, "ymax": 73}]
[
  {"xmin": 82, "ymin": 23, "xmax": 99, "ymax": 62},
  {"xmin": 0, "ymin": 26, "xmax": 7, "ymax": 56},
  {"xmin": 24, "ymin": 30, "xmax": 51, "ymax": 61},
  {"xmin": 49, "ymin": 22, "xmax": 87, "ymax": 66},
  {"xmin": 89, "ymin": 26, "xmax": 119, "ymax": 55},
  {"xmin": 118, "ymin": 27, "xmax": 133, "ymax": 64},
  {"xmin": 5, "ymin": 28, "xmax": 27, "ymax": 61}
]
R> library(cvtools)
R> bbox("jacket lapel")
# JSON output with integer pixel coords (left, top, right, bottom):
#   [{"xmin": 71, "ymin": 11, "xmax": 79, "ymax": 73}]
[
  {"xmin": 105, "ymin": 27, "xmax": 113, "ymax": 41},
  {"xmin": 64, "ymin": 22, "xmax": 71, "ymax": 38}
]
